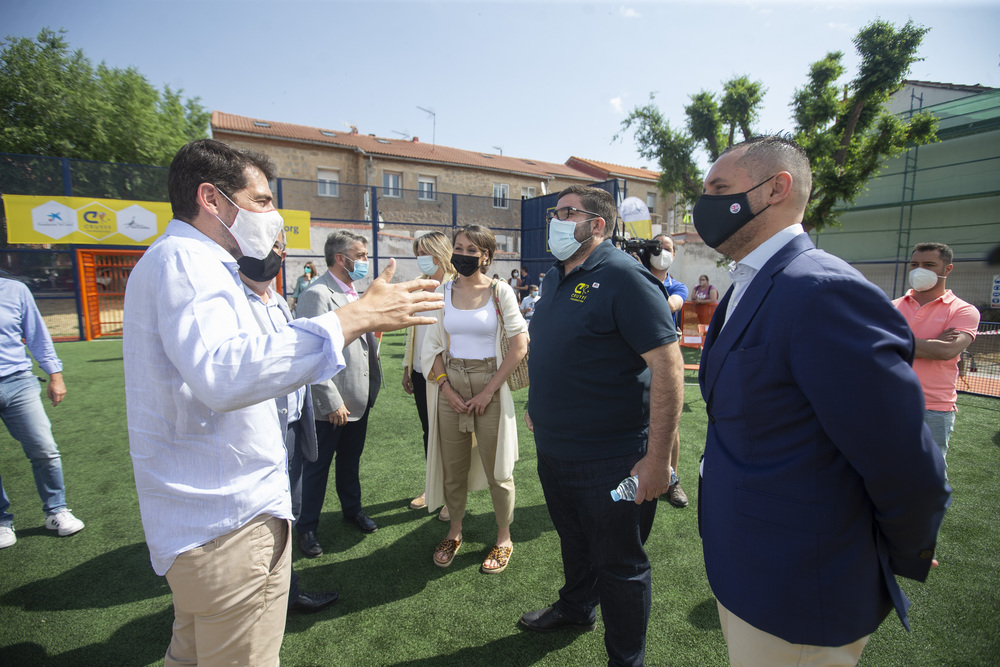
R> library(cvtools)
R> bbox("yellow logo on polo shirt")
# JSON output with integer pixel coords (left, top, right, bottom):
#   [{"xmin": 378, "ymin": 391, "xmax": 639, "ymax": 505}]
[{"xmin": 570, "ymin": 282, "xmax": 590, "ymax": 303}]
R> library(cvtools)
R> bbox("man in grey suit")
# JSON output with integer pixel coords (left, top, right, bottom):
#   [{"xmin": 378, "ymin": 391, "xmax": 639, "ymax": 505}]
[{"xmin": 296, "ymin": 231, "xmax": 382, "ymax": 557}]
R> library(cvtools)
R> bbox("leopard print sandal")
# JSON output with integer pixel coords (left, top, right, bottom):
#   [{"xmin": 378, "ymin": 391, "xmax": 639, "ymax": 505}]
[{"xmin": 480, "ymin": 544, "xmax": 513, "ymax": 574}]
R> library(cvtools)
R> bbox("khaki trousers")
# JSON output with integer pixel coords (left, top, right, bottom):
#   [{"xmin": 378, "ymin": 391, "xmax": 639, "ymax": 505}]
[
  {"xmin": 438, "ymin": 356, "xmax": 514, "ymax": 527},
  {"xmin": 717, "ymin": 601, "xmax": 869, "ymax": 667},
  {"xmin": 164, "ymin": 513, "xmax": 291, "ymax": 667}
]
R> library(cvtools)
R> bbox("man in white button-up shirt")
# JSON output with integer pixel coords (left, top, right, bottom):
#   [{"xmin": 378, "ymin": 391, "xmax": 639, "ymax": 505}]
[{"xmin": 124, "ymin": 139, "xmax": 442, "ymax": 667}]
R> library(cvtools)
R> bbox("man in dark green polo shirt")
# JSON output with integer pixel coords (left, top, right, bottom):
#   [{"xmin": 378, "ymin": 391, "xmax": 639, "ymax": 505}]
[{"xmin": 519, "ymin": 185, "xmax": 684, "ymax": 666}]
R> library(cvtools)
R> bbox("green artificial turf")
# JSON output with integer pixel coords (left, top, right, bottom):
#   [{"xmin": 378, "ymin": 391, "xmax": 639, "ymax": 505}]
[{"xmin": 0, "ymin": 335, "xmax": 997, "ymax": 666}]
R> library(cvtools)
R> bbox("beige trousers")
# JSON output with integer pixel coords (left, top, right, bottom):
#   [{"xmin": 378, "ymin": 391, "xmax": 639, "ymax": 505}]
[
  {"xmin": 438, "ymin": 356, "xmax": 514, "ymax": 527},
  {"xmin": 164, "ymin": 513, "xmax": 291, "ymax": 667},
  {"xmin": 717, "ymin": 601, "xmax": 869, "ymax": 667}
]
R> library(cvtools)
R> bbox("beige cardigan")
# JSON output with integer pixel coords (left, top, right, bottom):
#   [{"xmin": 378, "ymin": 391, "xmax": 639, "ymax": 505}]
[{"xmin": 420, "ymin": 279, "xmax": 528, "ymax": 513}]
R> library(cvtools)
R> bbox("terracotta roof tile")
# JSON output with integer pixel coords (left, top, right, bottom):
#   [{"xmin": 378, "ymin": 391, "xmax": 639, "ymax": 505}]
[
  {"xmin": 566, "ymin": 156, "xmax": 660, "ymax": 182},
  {"xmin": 212, "ymin": 111, "xmax": 594, "ymax": 180}
]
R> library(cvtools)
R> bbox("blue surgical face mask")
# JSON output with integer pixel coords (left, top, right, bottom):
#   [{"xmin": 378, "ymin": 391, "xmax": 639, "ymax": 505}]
[
  {"xmin": 416, "ymin": 255, "xmax": 437, "ymax": 275},
  {"xmin": 344, "ymin": 256, "xmax": 369, "ymax": 281},
  {"xmin": 548, "ymin": 219, "xmax": 593, "ymax": 261}
]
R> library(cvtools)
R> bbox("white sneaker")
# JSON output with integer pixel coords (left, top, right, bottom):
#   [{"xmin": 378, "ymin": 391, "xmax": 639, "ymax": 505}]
[
  {"xmin": 0, "ymin": 525, "xmax": 15, "ymax": 548},
  {"xmin": 45, "ymin": 509, "xmax": 85, "ymax": 536}
]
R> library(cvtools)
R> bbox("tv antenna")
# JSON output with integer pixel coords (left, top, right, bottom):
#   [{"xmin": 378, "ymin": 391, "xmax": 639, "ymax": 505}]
[
  {"xmin": 492, "ymin": 145, "xmax": 503, "ymax": 156},
  {"xmin": 392, "ymin": 130, "xmax": 411, "ymax": 140},
  {"xmin": 417, "ymin": 106, "xmax": 436, "ymax": 151}
]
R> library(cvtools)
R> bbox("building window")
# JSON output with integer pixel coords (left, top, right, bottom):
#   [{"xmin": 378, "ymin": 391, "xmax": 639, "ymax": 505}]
[
  {"xmin": 383, "ymin": 171, "xmax": 402, "ymax": 198},
  {"xmin": 646, "ymin": 192, "xmax": 657, "ymax": 214},
  {"xmin": 317, "ymin": 169, "xmax": 339, "ymax": 197},
  {"xmin": 418, "ymin": 176, "xmax": 436, "ymax": 201},
  {"xmin": 521, "ymin": 186, "xmax": 536, "ymax": 200},
  {"xmin": 493, "ymin": 183, "xmax": 509, "ymax": 209}
]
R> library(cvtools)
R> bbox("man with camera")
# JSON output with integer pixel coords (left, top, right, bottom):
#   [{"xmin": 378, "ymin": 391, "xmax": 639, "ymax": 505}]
[
  {"xmin": 520, "ymin": 185, "xmax": 684, "ymax": 666},
  {"xmin": 639, "ymin": 234, "xmax": 689, "ymax": 508}
]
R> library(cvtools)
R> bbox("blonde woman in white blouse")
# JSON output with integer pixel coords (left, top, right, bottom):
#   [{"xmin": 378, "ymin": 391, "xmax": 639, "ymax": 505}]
[{"xmin": 402, "ymin": 232, "xmax": 455, "ymax": 513}]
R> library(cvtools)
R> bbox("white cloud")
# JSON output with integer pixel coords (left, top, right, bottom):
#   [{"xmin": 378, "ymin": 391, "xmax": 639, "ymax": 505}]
[
  {"xmin": 619, "ymin": 6, "xmax": 640, "ymax": 19},
  {"xmin": 610, "ymin": 97, "xmax": 624, "ymax": 114}
]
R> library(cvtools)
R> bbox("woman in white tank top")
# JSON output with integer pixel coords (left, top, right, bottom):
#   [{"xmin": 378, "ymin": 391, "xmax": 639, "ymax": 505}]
[{"xmin": 420, "ymin": 225, "xmax": 528, "ymax": 574}]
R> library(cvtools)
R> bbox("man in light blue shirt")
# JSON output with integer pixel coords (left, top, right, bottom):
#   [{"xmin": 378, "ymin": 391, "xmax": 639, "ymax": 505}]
[
  {"xmin": 238, "ymin": 233, "xmax": 339, "ymax": 616},
  {"xmin": 0, "ymin": 278, "xmax": 85, "ymax": 549},
  {"xmin": 123, "ymin": 139, "xmax": 442, "ymax": 666}
]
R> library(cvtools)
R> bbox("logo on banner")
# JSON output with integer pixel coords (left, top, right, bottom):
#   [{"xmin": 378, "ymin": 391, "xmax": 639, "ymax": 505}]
[
  {"xmin": 116, "ymin": 204, "xmax": 158, "ymax": 242},
  {"xmin": 77, "ymin": 203, "xmax": 117, "ymax": 240},
  {"xmin": 31, "ymin": 202, "xmax": 76, "ymax": 239}
]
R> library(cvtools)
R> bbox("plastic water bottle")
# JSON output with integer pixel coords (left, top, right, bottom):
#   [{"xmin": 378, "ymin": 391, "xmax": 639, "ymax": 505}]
[{"xmin": 610, "ymin": 475, "xmax": 639, "ymax": 502}]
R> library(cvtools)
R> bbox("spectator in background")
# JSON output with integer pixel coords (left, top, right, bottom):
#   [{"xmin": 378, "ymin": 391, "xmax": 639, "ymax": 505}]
[
  {"xmin": 423, "ymin": 225, "xmax": 528, "ymax": 575},
  {"xmin": 0, "ymin": 278, "xmax": 84, "ymax": 550},
  {"xmin": 519, "ymin": 265, "xmax": 536, "ymax": 296},
  {"xmin": 509, "ymin": 269, "xmax": 523, "ymax": 303},
  {"xmin": 893, "ymin": 242, "xmax": 980, "ymax": 476},
  {"xmin": 403, "ymin": 232, "xmax": 456, "ymax": 514},
  {"xmin": 520, "ymin": 284, "xmax": 539, "ymax": 321},
  {"xmin": 289, "ymin": 261, "xmax": 318, "ymax": 312},
  {"xmin": 691, "ymin": 274, "xmax": 718, "ymax": 304},
  {"xmin": 640, "ymin": 234, "xmax": 689, "ymax": 508},
  {"xmin": 691, "ymin": 274, "xmax": 719, "ymax": 326}
]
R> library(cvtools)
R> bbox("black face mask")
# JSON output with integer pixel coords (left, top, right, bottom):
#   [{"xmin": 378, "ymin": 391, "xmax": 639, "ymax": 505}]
[
  {"xmin": 692, "ymin": 175, "xmax": 775, "ymax": 249},
  {"xmin": 451, "ymin": 253, "xmax": 482, "ymax": 277},
  {"xmin": 238, "ymin": 250, "xmax": 283, "ymax": 282}
]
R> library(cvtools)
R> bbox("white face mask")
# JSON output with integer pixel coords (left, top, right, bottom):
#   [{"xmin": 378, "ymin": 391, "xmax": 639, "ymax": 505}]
[
  {"xmin": 650, "ymin": 249, "xmax": 673, "ymax": 271},
  {"xmin": 908, "ymin": 267, "xmax": 942, "ymax": 292},
  {"xmin": 215, "ymin": 189, "xmax": 284, "ymax": 260}
]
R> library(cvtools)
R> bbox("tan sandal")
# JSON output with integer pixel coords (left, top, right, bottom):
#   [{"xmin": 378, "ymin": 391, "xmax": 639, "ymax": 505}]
[
  {"xmin": 438, "ymin": 505, "xmax": 451, "ymax": 522},
  {"xmin": 409, "ymin": 493, "xmax": 427, "ymax": 510},
  {"xmin": 480, "ymin": 544, "xmax": 512, "ymax": 574},
  {"xmin": 433, "ymin": 538, "xmax": 461, "ymax": 568}
]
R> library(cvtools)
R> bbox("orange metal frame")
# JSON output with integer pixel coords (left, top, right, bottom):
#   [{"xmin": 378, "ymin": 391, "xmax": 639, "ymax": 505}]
[{"xmin": 75, "ymin": 249, "xmax": 145, "ymax": 341}]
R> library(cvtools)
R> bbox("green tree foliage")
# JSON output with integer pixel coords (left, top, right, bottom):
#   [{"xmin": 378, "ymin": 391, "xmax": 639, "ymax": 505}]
[
  {"xmin": 0, "ymin": 28, "xmax": 209, "ymax": 166},
  {"xmin": 616, "ymin": 19, "xmax": 937, "ymax": 232}
]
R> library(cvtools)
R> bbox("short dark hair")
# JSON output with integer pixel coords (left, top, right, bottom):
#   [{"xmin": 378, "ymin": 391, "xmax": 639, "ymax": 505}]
[
  {"xmin": 556, "ymin": 185, "xmax": 617, "ymax": 238},
  {"xmin": 913, "ymin": 242, "xmax": 953, "ymax": 265},
  {"xmin": 453, "ymin": 224, "xmax": 497, "ymax": 272},
  {"xmin": 167, "ymin": 139, "xmax": 277, "ymax": 223},
  {"xmin": 723, "ymin": 135, "xmax": 812, "ymax": 210}
]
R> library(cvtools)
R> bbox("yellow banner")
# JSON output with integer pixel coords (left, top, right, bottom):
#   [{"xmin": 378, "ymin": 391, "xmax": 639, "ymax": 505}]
[{"xmin": 2, "ymin": 195, "xmax": 310, "ymax": 249}]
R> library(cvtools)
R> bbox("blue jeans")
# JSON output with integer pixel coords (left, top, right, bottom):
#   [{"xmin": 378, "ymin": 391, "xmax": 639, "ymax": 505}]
[
  {"xmin": 537, "ymin": 450, "xmax": 656, "ymax": 667},
  {"xmin": 0, "ymin": 370, "xmax": 67, "ymax": 526},
  {"xmin": 925, "ymin": 409, "xmax": 956, "ymax": 477}
]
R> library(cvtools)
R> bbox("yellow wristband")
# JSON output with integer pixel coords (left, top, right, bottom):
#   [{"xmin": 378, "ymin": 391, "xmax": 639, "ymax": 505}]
[{"xmin": 434, "ymin": 373, "xmax": 448, "ymax": 384}]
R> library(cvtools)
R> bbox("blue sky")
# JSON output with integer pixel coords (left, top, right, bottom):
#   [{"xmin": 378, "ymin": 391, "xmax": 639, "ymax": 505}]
[{"xmin": 5, "ymin": 0, "xmax": 999, "ymax": 172}]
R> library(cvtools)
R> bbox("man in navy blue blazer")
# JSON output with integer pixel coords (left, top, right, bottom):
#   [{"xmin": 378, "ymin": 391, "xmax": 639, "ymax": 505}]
[{"xmin": 695, "ymin": 136, "xmax": 950, "ymax": 665}]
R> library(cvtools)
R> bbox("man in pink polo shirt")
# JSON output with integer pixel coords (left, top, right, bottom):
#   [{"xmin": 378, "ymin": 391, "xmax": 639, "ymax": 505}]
[{"xmin": 893, "ymin": 242, "xmax": 980, "ymax": 473}]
